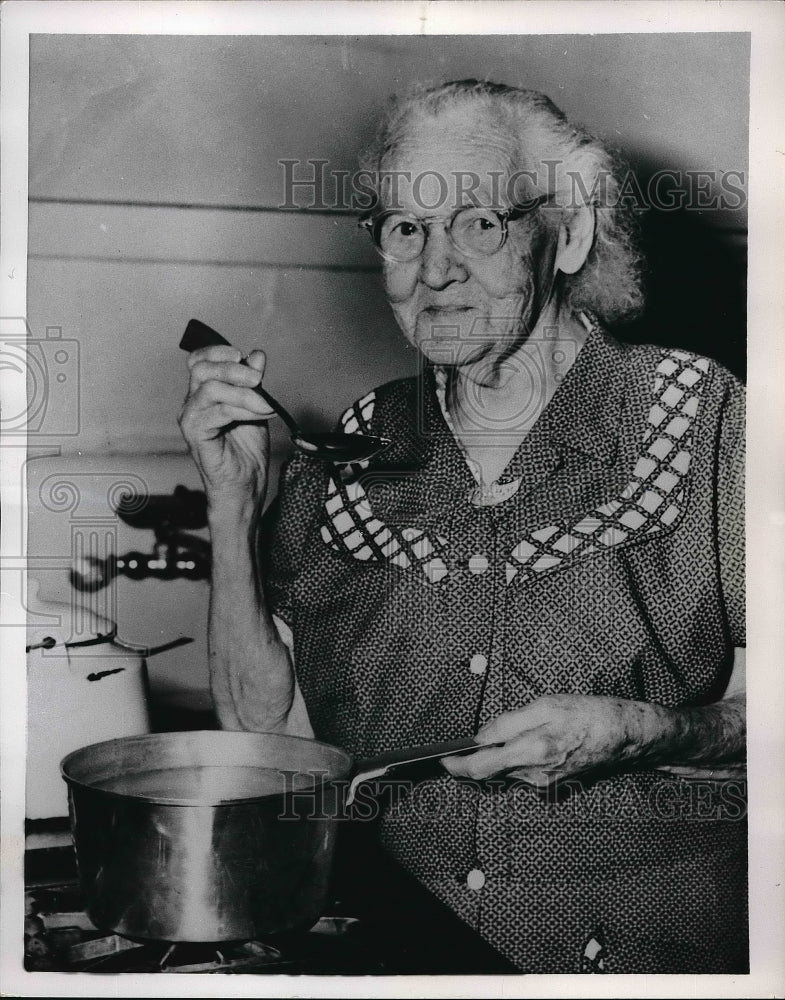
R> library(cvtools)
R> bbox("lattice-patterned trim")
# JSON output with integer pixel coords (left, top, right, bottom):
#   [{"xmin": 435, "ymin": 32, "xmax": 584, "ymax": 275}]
[
  {"xmin": 340, "ymin": 390, "xmax": 376, "ymax": 436},
  {"xmin": 505, "ymin": 350, "xmax": 711, "ymax": 585},
  {"xmin": 321, "ymin": 394, "xmax": 450, "ymax": 583}
]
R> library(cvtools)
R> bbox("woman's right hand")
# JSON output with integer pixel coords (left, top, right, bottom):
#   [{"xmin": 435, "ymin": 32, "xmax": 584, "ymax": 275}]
[{"xmin": 178, "ymin": 346, "xmax": 276, "ymax": 509}]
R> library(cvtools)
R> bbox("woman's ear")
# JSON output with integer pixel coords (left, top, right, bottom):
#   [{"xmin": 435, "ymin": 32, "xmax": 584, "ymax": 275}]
[{"xmin": 554, "ymin": 202, "xmax": 596, "ymax": 276}]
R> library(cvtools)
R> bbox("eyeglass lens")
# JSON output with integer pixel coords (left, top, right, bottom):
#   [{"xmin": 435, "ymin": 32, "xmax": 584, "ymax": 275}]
[{"xmin": 377, "ymin": 207, "xmax": 506, "ymax": 261}]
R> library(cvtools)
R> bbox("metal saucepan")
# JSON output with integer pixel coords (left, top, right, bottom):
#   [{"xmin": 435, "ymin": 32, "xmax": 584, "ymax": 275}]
[{"xmin": 61, "ymin": 730, "xmax": 493, "ymax": 943}]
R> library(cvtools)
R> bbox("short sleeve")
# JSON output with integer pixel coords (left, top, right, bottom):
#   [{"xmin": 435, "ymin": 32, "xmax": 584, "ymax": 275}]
[
  {"xmin": 271, "ymin": 613, "xmax": 314, "ymax": 738},
  {"xmin": 716, "ymin": 375, "xmax": 746, "ymax": 647}
]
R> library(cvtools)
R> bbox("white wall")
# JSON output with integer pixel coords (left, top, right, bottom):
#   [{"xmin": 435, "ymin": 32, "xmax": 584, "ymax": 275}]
[{"xmin": 25, "ymin": 33, "xmax": 749, "ymax": 706}]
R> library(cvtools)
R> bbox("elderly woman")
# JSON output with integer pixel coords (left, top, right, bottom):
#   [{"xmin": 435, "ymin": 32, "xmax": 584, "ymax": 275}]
[{"xmin": 179, "ymin": 80, "xmax": 746, "ymax": 973}]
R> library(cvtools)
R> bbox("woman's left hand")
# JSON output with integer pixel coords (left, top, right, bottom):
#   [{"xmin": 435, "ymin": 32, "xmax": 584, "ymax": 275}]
[{"xmin": 441, "ymin": 693, "xmax": 665, "ymax": 787}]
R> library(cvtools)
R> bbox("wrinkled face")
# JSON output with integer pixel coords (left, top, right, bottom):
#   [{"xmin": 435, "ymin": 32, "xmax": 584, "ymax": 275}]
[{"xmin": 380, "ymin": 118, "xmax": 561, "ymax": 371}]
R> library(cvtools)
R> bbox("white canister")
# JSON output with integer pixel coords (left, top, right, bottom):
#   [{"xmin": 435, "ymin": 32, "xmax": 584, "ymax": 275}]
[{"xmin": 26, "ymin": 581, "xmax": 152, "ymax": 819}]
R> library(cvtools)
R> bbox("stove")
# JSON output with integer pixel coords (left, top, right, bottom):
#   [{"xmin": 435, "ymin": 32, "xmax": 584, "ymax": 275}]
[
  {"xmin": 25, "ymin": 881, "xmax": 366, "ymax": 974},
  {"xmin": 24, "ymin": 825, "xmax": 516, "ymax": 975},
  {"xmin": 25, "ymin": 858, "xmax": 376, "ymax": 975}
]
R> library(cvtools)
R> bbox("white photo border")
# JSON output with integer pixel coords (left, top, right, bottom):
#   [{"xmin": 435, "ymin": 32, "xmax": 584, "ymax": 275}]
[{"xmin": 2, "ymin": 2, "xmax": 783, "ymax": 997}]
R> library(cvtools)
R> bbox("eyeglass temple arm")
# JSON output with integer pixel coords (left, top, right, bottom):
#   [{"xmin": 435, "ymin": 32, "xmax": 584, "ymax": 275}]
[
  {"xmin": 358, "ymin": 192, "xmax": 552, "ymax": 226},
  {"xmin": 507, "ymin": 193, "xmax": 553, "ymax": 219}
]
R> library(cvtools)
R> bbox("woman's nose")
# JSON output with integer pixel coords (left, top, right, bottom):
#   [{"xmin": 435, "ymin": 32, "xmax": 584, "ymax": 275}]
[{"xmin": 419, "ymin": 225, "xmax": 468, "ymax": 288}]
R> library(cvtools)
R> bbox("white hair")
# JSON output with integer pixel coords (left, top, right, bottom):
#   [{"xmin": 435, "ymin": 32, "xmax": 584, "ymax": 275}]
[{"xmin": 359, "ymin": 79, "xmax": 645, "ymax": 324}]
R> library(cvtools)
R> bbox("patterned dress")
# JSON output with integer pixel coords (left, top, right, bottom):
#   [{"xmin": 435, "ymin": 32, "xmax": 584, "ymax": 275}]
[{"xmin": 260, "ymin": 321, "xmax": 747, "ymax": 973}]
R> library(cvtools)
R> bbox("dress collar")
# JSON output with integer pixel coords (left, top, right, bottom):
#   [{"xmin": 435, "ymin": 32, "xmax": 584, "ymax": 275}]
[
  {"xmin": 430, "ymin": 314, "xmax": 625, "ymax": 481},
  {"xmin": 535, "ymin": 315, "xmax": 626, "ymax": 467}
]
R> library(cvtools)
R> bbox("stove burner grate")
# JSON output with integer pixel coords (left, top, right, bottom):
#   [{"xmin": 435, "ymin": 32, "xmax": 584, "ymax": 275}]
[
  {"xmin": 74, "ymin": 938, "xmax": 289, "ymax": 974},
  {"xmin": 25, "ymin": 884, "xmax": 363, "ymax": 974}
]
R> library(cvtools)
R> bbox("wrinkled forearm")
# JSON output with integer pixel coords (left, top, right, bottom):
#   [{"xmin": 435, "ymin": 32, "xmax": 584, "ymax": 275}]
[
  {"xmin": 625, "ymin": 694, "xmax": 746, "ymax": 769},
  {"xmin": 207, "ymin": 500, "xmax": 296, "ymax": 732},
  {"xmin": 666, "ymin": 694, "xmax": 746, "ymax": 765}
]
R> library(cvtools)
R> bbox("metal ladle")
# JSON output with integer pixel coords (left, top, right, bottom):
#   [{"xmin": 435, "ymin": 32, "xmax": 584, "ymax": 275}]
[{"xmin": 180, "ymin": 319, "xmax": 391, "ymax": 464}]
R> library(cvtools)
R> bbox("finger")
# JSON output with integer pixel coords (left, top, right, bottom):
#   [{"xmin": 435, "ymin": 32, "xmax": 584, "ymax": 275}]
[
  {"xmin": 179, "ymin": 400, "xmax": 274, "ymax": 442},
  {"xmin": 186, "ymin": 345, "xmax": 243, "ymax": 369},
  {"xmin": 245, "ymin": 349, "xmax": 267, "ymax": 375},
  {"xmin": 476, "ymin": 712, "xmax": 541, "ymax": 745},
  {"xmin": 441, "ymin": 746, "xmax": 509, "ymax": 781},
  {"xmin": 475, "ymin": 698, "xmax": 557, "ymax": 744},
  {"xmin": 191, "ymin": 380, "xmax": 275, "ymax": 416},
  {"xmin": 500, "ymin": 730, "xmax": 572, "ymax": 781},
  {"xmin": 189, "ymin": 360, "xmax": 262, "ymax": 392},
  {"xmin": 202, "ymin": 403, "xmax": 276, "ymax": 431},
  {"xmin": 507, "ymin": 767, "xmax": 559, "ymax": 789}
]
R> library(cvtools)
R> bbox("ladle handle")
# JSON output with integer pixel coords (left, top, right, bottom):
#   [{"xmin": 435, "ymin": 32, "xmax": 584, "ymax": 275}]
[
  {"xmin": 243, "ymin": 375, "xmax": 299, "ymax": 435},
  {"xmin": 346, "ymin": 736, "xmax": 504, "ymax": 806},
  {"xmin": 180, "ymin": 319, "xmax": 299, "ymax": 435},
  {"xmin": 180, "ymin": 318, "xmax": 232, "ymax": 352}
]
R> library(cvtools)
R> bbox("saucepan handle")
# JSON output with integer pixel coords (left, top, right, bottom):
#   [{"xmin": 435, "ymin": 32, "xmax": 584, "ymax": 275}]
[{"xmin": 346, "ymin": 736, "xmax": 503, "ymax": 806}]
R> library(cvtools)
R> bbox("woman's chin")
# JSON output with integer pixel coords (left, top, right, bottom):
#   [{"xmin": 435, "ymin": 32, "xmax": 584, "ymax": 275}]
[
  {"xmin": 414, "ymin": 338, "xmax": 489, "ymax": 369},
  {"xmin": 410, "ymin": 316, "xmax": 493, "ymax": 367}
]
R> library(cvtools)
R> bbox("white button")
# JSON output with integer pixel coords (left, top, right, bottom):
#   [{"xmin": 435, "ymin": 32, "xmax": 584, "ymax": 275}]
[
  {"xmin": 469, "ymin": 653, "xmax": 488, "ymax": 674},
  {"xmin": 468, "ymin": 554, "xmax": 489, "ymax": 575},
  {"xmin": 467, "ymin": 868, "xmax": 486, "ymax": 891}
]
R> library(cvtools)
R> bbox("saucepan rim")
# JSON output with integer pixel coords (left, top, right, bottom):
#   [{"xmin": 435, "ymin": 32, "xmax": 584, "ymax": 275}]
[{"xmin": 60, "ymin": 729, "xmax": 355, "ymax": 808}]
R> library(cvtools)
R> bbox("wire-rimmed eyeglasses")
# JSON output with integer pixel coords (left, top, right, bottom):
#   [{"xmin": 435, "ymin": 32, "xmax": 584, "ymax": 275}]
[{"xmin": 358, "ymin": 195, "xmax": 551, "ymax": 262}]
